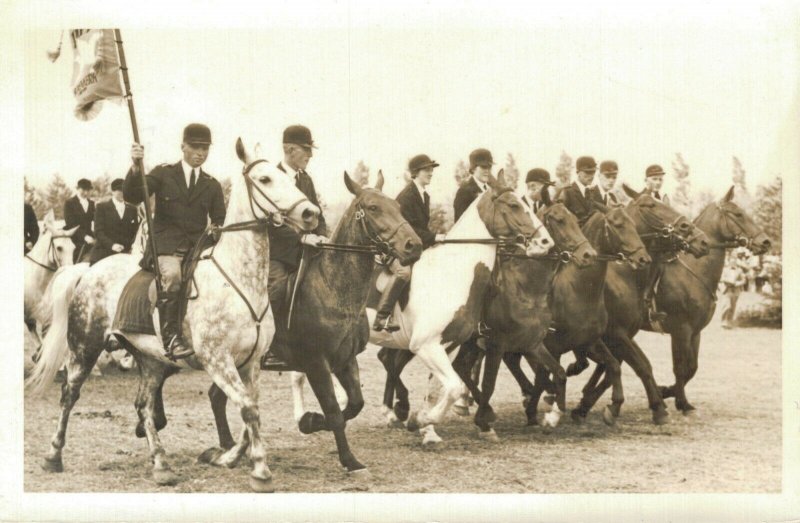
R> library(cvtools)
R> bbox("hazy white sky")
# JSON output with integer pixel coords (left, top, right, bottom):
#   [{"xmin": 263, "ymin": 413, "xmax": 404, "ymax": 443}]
[{"xmin": 15, "ymin": 1, "xmax": 800, "ymax": 207}]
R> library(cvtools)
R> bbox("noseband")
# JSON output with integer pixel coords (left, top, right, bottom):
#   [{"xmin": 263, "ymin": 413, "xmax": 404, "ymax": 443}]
[{"xmin": 242, "ymin": 159, "xmax": 310, "ymax": 228}]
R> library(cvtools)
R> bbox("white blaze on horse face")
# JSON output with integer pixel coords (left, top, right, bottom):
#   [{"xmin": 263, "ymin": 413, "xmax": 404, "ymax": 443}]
[{"xmin": 525, "ymin": 201, "xmax": 552, "ymax": 256}]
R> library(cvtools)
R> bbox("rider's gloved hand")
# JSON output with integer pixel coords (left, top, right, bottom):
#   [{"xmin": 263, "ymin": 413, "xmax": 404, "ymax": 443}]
[
  {"xmin": 435, "ymin": 234, "xmax": 446, "ymax": 242},
  {"xmin": 301, "ymin": 234, "xmax": 328, "ymax": 247},
  {"xmin": 131, "ymin": 143, "xmax": 144, "ymax": 172}
]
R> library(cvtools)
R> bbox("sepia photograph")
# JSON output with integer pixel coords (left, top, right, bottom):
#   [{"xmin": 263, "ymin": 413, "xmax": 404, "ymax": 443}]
[{"xmin": 3, "ymin": 0, "xmax": 799, "ymax": 521}]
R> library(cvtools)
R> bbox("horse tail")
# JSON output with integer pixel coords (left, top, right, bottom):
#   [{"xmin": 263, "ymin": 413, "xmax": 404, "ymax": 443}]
[
  {"xmin": 32, "ymin": 266, "xmax": 68, "ymax": 334},
  {"xmin": 25, "ymin": 265, "xmax": 87, "ymax": 396}
]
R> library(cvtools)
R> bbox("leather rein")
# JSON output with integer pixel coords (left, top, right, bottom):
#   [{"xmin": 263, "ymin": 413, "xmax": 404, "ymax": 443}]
[{"xmin": 25, "ymin": 236, "xmax": 61, "ymax": 272}]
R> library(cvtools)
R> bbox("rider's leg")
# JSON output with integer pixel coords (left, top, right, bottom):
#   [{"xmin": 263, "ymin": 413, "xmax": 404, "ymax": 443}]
[
  {"xmin": 156, "ymin": 255, "xmax": 193, "ymax": 360},
  {"xmin": 643, "ymin": 262, "xmax": 667, "ymax": 323},
  {"xmin": 261, "ymin": 260, "xmax": 291, "ymax": 369},
  {"xmin": 373, "ymin": 259, "xmax": 411, "ymax": 333}
]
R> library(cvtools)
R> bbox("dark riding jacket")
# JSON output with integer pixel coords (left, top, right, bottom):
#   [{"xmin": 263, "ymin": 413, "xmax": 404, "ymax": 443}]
[
  {"xmin": 89, "ymin": 199, "xmax": 140, "ymax": 265},
  {"xmin": 24, "ymin": 203, "xmax": 39, "ymax": 252},
  {"xmin": 557, "ymin": 182, "xmax": 603, "ymax": 227},
  {"xmin": 453, "ymin": 177, "xmax": 486, "ymax": 222},
  {"xmin": 396, "ymin": 182, "xmax": 435, "ymax": 248},
  {"xmin": 63, "ymin": 195, "xmax": 95, "ymax": 262},
  {"xmin": 123, "ymin": 161, "xmax": 226, "ymax": 256}
]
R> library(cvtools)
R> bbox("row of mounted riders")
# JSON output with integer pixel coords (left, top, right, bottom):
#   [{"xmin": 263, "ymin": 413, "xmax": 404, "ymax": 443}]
[{"xmin": 24, "ymin": 137, "xmax": 770, "ymax": 492}]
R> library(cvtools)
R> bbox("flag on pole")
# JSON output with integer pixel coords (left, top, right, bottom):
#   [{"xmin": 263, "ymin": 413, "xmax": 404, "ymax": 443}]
[{"xmin": 50, "ymin": 29, "xmax": 125, "ymax": 121}]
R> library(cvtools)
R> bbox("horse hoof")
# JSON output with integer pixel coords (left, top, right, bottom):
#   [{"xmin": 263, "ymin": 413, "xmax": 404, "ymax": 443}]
[
  {"xmin": 653, "ymin": 408, "xmax": 670, "ymax": 426},
  {"xmin": 421, "ymin": 430, "xmax": 443, "ymax": 446},
  {"xmin": 41, "ymin": 455, "xmax": 63, "ymax": 473},
  {"xmin": 393, "ymin": 402, "xmax": 410, "ymax": 422},
  {"xmin": 477, "ymin": 428, "xmax": 499, "ymax": 442},
  {"xmin": 406, "ymin": 412, "xmax": 421, "ymax": 432},
  {"xmin": 570, "ymin": 409, "xmax": 586, "ymax": 424},
  {"xmin": 386, "ymin": 418, "xmax": 405, "ymax": 429},
  {"xmin": 197, "ymin": 447, "xmax": 224, "ymax": 465},
  {"xmin": 682, "ymin": 407, "xmax": 699, "ymax": 418},
  {"xmin": 608, "ymin": 403, "xmax": 622, "ymax": 418},
  {"xmin": 543, "ymin": 411, "xmax": 561, "ymax": 428},
  {"xmin": 348, "ymin": 468, "xmax": 372, "ymax": 482},
  {"xmin": 602, "ymin": 406, "xmax": 616, "ymax": 426},
  {"xmin": 249, "ymin": 474, "xmax": 275, "ymax": 493},
  {"xmin": 298, "ymin": 411, "xmax": 326, "ymax": 434},
  {"xmin": 153, "ymin": 468, "xmax": 180, "ymax": 486},
  {"xmin": 453, "ymin": 404, "xmax": 470, "ymax": 417}
]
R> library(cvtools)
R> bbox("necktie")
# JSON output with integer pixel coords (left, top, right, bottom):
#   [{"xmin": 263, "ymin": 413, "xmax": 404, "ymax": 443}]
[
  {"xmin": 654, "ymin": 191, "xmax": 661, "ymax": 200},
  {"xmin": 423, "ymin": 191, "xmax": 430, "ymax": 209},
  {"xmin": 189, "ymin": 169, "xmax": 197, "ymax": 192},
  {"xmin": 603, "ymin": 194, "xmax": 608, "ymax": 205}
]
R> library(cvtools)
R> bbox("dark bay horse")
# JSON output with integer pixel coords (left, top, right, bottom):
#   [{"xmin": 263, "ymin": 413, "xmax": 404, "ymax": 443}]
[
  {"xmin": 576, "ymin": 186, "xmax": 710, "ymax": 424},
  {"xmin": 648, "ymin": 187, "xmax": 770, "ymax": 413},
  {"xmin": 207, "ymin": 172, "xmax": 422, "ymax": 476},
  {"xmin": 504, "ymin": 203, "xmax": 652, "ymax": 426}
]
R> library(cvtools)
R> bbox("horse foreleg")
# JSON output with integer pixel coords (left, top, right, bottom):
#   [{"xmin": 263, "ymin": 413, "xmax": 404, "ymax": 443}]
[
  {"xmin": 289, "ymin": 371, "xmax": 308, "ymax": 424},
  {"xmin": 607, "ymin": 333, "xmax": 669, "ymax": 425},
  {"xmin": 41, "ymin": 348, "xmax": 101, "ymax": 474},
  {"xmin": 528, "ymin": 342, "xmax": 566, "ymax": 428},
  {"xmin": 407, "ymin": 342, "xmax": 466, "ymax": 441},
  {"xmin": 663, "ymin": 325, "xmax": 698, "ymax": 414},
  {"xmin": 391, "ymin": 350, "xmax": 415, "ymax": 422},
  {"xmin": 133, "ymin": 355, "xmax": 181, "ymax": 487},
  {"xmin": 452, "ymin": 341, "xmax": 484, "ymax": 408},
  {"xmin": 208, "ymin": 383, "xmax": 235, "ymax": 450},
  {"xmin": 503, "ymin": 352, "xmax": 537, "ymax": 403},
  {"xmin": 200, "ymin": 355, "xmax": 273, "ymax": 492},
  {"xmin": 334, "ymin": 357, "xmax": 365, "ymax": 422},
  {"xmin": 474, "ymin": 347, "xmax": 503, "ymax": 437},
  {"xmin": 576, "ymin": 341, "xmax": 624, "ymax": 425},
  {"xmin": 303, "ymin": 356, "xmax": 366, "ymax": 474}
]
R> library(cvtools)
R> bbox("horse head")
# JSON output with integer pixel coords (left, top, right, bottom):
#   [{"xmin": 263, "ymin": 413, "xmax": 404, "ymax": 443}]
[
  {"xmin": 343, "ymin": 170, "xmax": 422, "ymax": 266},
  {"xmin": 476, "ymin": 170, "xmax": 552, "ymax": 257},
  {"xmin": 539, "ymin": 198, "xmax": 596, "ymax": 268},
  {"xmin": 622, "ymin": 183, "xmax": 709, "ymax": 258},
  {"xmin": 696, "ymin": 186, "xmax": 771, "ymax": 255},
  {"xmin": 234, "ymin": 137, "xmax": 320, "ymax": 232},
  {"xmin": 30, "ymin": 211, "xmax": 77, "ymax": 267},
  {"xmin": 599, "ymin": 206, "xmax": 652, "ymax": 269}
]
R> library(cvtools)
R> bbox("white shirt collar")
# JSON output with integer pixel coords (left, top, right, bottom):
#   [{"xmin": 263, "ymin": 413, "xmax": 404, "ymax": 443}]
[
  {"xmin": 472, "ymin": 173, "xmax": 488, "ymax": 192},
  {"xmin": 575, "ymin": 179, "xmax": 591, "ymax": 197},
  {"xmin": 413, "ymin": 179, "xmax": 428, "ymax": 199},
  {"xmin": 112, "ymin": 198, "xmax": 126, "ymax": 216},
  {"xmin": 282, "ymin": 161, "xmax": 300, "ymax": 180},
  {"xmin": 181, "ymin": 160, "xmax": 199, "ymax": 187},
  {"xmin": 77, "ymin": 195, "xmax": 89, "ymax": 210}
]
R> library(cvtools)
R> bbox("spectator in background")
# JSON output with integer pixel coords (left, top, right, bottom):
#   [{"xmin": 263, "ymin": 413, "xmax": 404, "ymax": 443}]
[
  {"xmin": 24, "ymin": 203, "xmax": 39, "ymax": 253},
  {"xmin": 63, "ymin": 178, "xmax": 96, "ymax": 263},
  {"xmin": 720, "ymin": 257, "xmax": 747, "ymax": 329},
  {"xmin": 89, "ymin": 178, "xmax": 140, "ymax": 266}
]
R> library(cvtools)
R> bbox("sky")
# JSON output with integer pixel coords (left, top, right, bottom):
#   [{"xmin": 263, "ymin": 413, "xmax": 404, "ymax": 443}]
[{"xmin": 13, "ymin": 1, "xmax": 800, "ymax": 208}]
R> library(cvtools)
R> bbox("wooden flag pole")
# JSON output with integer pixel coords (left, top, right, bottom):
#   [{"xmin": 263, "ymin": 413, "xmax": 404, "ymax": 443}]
[{"xmin": 113, "ymin": 28, "xmax": 162, "ymax": 293}]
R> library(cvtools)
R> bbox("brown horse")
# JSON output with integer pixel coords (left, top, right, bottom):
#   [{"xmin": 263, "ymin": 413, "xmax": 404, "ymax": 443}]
[
  {"xmin": 647, "ymin": 187, "xmax": 770, "ymax": 413},
  {"xmin": 206, "ymin": 171, "xmax": 422, "ymax": 476},
  {"xmin": 576, "ymin": 185, "xmax": 710, "ymax": 424},
  {"xmin": 504, "ymin": 203, "xmax": 652, "ymax": 426}
]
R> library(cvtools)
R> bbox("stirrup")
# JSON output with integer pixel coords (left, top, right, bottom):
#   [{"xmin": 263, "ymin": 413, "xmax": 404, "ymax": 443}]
[
  {"xmin": 164, "ymin": 335, "xmax": 194, "ymax": 361},
  {"xmin": 648, "ymin": 309, "xmax": 667, "ymax": 323},
  {"xmin": 477, "ymin": 321, "xmax": 491, "ymax": 337},
  {"xmin": 374, "ymin": 315, "xmax": 400, "ymax": 333},
  {"xmin": 260, "ymin": 350, "xmax": 290, "ymax": 371}
]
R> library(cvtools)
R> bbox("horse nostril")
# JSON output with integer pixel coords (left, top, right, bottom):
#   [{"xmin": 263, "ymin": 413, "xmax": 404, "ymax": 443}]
[
  {"xmin": 541, "ymin": 238, "xmax": 550, "ymax": 245},
  {"xmin": 302, "ymin": 208, "xmax": 316, "ymax": 221},
  {"xmin": 583, "ymin": 252, "xmax": 591, "ymax": 259},
  {"xmin": 404, "ymin": 239, "xmax": 414, "ymax": 253}
]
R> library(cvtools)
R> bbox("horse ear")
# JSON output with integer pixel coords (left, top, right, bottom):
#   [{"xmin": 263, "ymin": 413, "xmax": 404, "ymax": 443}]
[
  {"xmin": 485, "ymin": 173, "xmax": 498, "ymax": 191},
  {"xmin": 622, "ymin": 183, "xmax": 640, "ymax": 199},
  {"xmin": 344, "ymin": 171, "xmax": 362, "ymax": 196},
  {"xmin": 235, "ymin": 137, "xmax": 248, "ymax": 164},
  {"xmin": 541, "ymin": 185, "xmax": 552, "ymax": 206},
  {"xmin": 374, "ymin": 169, "xmax": 385, "ymax": 192},
  {"xmin": 496, "ymin": 168, "xmax": 506, "ymax": 189},
  {"xmin": 55, "ymin": 225, "xmax": 79, "ymax": 238},
  {"xmin": 722, "ymin": 185, "xmax": 735, "ymax": 202},
  {"xmin": 253, "ymin": 141, "xmax": 263, "ymax": 160}
]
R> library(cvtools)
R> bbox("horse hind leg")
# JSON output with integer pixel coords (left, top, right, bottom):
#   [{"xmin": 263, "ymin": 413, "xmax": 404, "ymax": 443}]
[
  {"xmin": 474, "ymin": 349, "xmax": 503, "ymax": 439},
  {"xmin": 664, "ymin": 326, "xmax": 699, "ymax": 414},
  {"xmin": 208, "ymin": 383, "xmax": 235, "ymax": 450},
  {"xmin": 41, "ymin": 345, "xmax": 102, "ymax": 473},
  {"xmin": 578, "ymin": 341, "xmax": 624, "ymax": 425}
]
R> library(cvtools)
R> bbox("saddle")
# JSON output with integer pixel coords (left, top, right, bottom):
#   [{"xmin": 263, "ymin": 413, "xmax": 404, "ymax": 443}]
[{"xmin": 112, "ymin": 229, "xmax": 218, "ymax": 336}]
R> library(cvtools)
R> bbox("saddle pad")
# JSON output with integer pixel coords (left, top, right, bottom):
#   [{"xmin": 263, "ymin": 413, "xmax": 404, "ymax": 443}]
[{"xmin": 113, "ymin": 269, "xmax": 158, "ymax": 335}]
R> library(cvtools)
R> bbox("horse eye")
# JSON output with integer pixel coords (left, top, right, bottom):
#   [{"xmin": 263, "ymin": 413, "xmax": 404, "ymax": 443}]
[
  {"xmin": 56, "ymin": 247, "xmax": 63, "ymax": 252},
  {"xmin": 259, "ymin": 176, "xmax": 271, "ymax": 184},
  {"xmin": 368, "ymin": 205, "xmax": 379, "ymax": 212},
  {"xmin": 734, "ymin": 212, "xmax": 743, "ymax": 218}
]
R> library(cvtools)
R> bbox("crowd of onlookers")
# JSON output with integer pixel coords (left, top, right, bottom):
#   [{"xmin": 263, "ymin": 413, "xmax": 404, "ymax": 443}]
[{"xmin": 719, "ymin": 247, "xmax": 782, "ymax": 329}]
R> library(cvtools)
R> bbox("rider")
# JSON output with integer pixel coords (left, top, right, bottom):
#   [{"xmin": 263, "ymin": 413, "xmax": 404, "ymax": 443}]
[
  {"xmin": 89, "ymin": 178, "xmax": 140, "ymax": 266},
  {"xmin": 596, "ymin": 160, "xmax": 620, "ymax": 206},
  {"xmin": 643, "ymin": 164, "xmax": 671, "ymax": 206},
  {"xmin": 24, "ymin": 202, "xmax": 39, "ymax": 253},
  {"xmin": 557, "ymin": 156, "xmax": 603, "ymax": 226},
  {"xmin": 454, "ymin": 148, "xmax": 494, "ymax": 222},
  {"xmin": 640, "ymin": 164, "xmax": 671, "ymax": 325},
  {"xmin": 63, "ymin": 178, "xmax": 96, "ymax": 263},
  {"xmin": 520, "ymin": 168, "xmax": 555, "ymax": 214},
  {"xmin": 373, "ymin": 154, "xmax": 446, "ymax": 332},
  {"xmin": 124, "ymin": 123, "xmax": 227, "ymax": 360},
  {"xmin": 260, "ymin": 125, "xmax": 328, "ymax": 369}
]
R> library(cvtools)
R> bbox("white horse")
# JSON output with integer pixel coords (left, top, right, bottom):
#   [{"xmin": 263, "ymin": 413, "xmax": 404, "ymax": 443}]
[
  {"xmin": 27, "ymin": 137, "xmax": 320, "ymax": 492},
  {"xmin": 291, "ymin": 173, "xmax": 554, "ymax": 444},
  {"xmin": 24, "ymin": 211, "xmax": 79, "ymax": 348}
]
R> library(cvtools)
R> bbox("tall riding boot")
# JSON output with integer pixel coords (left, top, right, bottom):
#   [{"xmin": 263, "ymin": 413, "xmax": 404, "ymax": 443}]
[
  {"xmin": 261, "ymin": 318, "xmax": 290, "ymax": 371},
  {"xmin": 373, "ymin": 275, "xmax": 407, "ymax": 333},
  {"xmin": 642, "ymin": 265, "xmax": 667, "ymax": 324},
  {"xmin": 157, "ymin": 293, "xmax": 193, "ymax": 360}
]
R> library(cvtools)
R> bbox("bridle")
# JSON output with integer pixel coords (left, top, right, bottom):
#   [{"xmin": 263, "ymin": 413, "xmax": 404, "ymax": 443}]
[
  {"xmin": 597, "ymin": 217, "xmax": 640, "ymax": 265},
  {"xmin": 701, "ymin": 202, "xmax": 756, "ymax": 250},
  {"xmin": 241, "ymin": 159, "xmax": 310, "ymax": 229},
  {"xmin": 633, "ymin": 204, "xmax": 703, "ymax": 256},
  {"xmin": 25, "ymin": 235, "xmax": 61, "ymax": 272}
]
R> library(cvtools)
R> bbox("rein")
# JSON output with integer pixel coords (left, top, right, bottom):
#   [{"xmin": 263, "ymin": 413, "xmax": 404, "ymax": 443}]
[{"xmin": 24, "ymin": 236, "xmax": 60, "ymax": 272}]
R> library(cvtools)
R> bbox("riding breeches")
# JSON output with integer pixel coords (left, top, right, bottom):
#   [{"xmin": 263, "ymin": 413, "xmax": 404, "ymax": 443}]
[
  {"xmin": 389, "ymin": 258, "xmax": 412, "ymax": 282},
  {"xmin": 157, "ymin": 255, "xmax": 183, "ymax": 293}
]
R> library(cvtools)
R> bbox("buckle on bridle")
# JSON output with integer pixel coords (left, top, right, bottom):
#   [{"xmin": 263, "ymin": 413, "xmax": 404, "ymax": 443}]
[
  {"xmin": 614, "ymin": 252, "xmax": 627, "ymax": 264},
  {"xmin": 354, "ymin": 208, "xmax": 366, "ymax": 221},
  {"xmin": 558, "ymin": 251, "xmax": 572, "ymax": 264}
]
